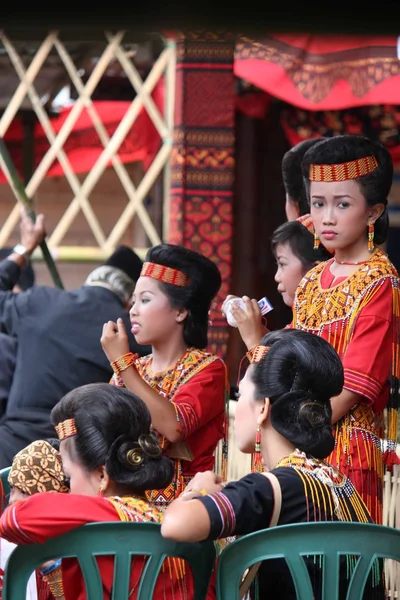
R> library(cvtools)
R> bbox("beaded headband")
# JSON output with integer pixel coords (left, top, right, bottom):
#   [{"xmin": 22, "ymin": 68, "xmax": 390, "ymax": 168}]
[
  {"xmin": 141, "ymin": 262, "xmax": 188, "ymax": 287},
  {"xmin": 296, "ymin": 214, "xmax": 314, "ymax": 235},
  {"xmin": 246, "ymin": 345, "xmax": 270, "ymax": 364},
  {"xmin": 55, "ymin": 418, "xmax": 77, "ymax": 441},
  {"xmin": 309, "ymin": 155, "xmax": 378, "ymax": 182}
]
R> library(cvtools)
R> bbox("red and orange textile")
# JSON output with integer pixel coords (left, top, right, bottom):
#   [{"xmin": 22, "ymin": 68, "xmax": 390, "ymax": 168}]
[
  {"xmin": 168, "ymin": 32, "xmax": 235, "ymax": 358},
  {"xmin": 112, "ymin": 348, "xmax": 229, "ymax": 508},
  {"xmin": 0, "ymin": 493, "xmax": 197, "ymax": 600},
  {"xmin": 292, "ymin": 249, "xmax": 400, "ymax": 524},
  {"xmin": 235, "ymin": 35, "xmax": 400, "ymax": 110}
]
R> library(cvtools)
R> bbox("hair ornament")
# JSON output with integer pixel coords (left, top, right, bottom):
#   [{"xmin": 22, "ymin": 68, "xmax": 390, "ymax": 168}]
[
  {"xmin": 309, "ymin": 155, "xmax": 378, "ymax": 182},
  {"xmin": 138, "ymin": 433, "xmax": 162, "ymax": 458},
  {"xmin": 55, "ymin": 418, "xmax": 77, "ymax": 441},
  {"xmin": 126, "ymin": 448, "xmax": 144, "ymax": 466},
  {"xmin": 125, "ymin": 433, "xmax": 162, "ymax": 468},
  {"xmin": 246, "ymin": 345, "xmax": 270, "ymax": 364},
  {"xmin": 296, "ymin": 214, "xmax": 314, "ymax": 235},
  {"xmin": 141, "ymin": 262, "xmax": 188, "ymax": 287}
]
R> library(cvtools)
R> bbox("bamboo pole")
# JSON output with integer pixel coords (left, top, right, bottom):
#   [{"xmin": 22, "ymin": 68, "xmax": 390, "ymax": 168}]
[{"xmin": 0, "ymin": 139, "xmax": 64, "ymax": 289}]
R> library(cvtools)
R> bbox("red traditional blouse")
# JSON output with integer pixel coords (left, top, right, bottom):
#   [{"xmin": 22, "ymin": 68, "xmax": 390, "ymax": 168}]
[{"xmin": 0, "ymin": 493, "xmax": 197, "ymax": 600}]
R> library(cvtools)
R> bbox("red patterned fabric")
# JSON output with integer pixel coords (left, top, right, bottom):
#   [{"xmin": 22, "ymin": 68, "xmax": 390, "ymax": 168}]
[
  {"xmin": 235, "ymin": 35, "xmax": 400, "ymax": 110},
  {"xmin": 281, "ymin": 103, "xmax": 400, "ymax": 165},
  {"xmin": 169, "ymin": 32, "xmax": 235, "ymax": 358}
]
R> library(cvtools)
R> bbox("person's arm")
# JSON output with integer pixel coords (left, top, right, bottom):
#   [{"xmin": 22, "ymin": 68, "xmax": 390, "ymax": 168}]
[
  {"xmin": 330, "ymin": 279, "xmax": 394, "ymax": 424},
  {"xmin": 0, "ymin": 209, "xmax": 45, "ymax": 291},
  {"xmin": 161, "ymin": 471, "xmax": 275, "ymax": 543},
  {"xmin": 0, "ymin": 493, "xmax": 121, "ymax": 545},
  {"xmin": 330, "ymin": 390, "xmax": 360, "ymax": 424},
  {"xmin": 101, "ymin": 320, "xmax": 227, "ymax": 442},
  {"xmin": 229, "ymin": 297, "xmax": 269, "ymax": 350}
]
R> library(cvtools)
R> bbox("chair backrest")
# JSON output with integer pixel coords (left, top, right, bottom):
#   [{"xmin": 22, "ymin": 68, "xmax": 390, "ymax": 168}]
[
  {"xmin": 2, "ymin": 521, "xmax": 216, "ymax": 600},
  {"xmin": 0, "ymin": 467, "xmax": 10, "ymax": 511},
  {"xmin": 216, "ymin": 521, "xmax": 400, "ymax": 600}
]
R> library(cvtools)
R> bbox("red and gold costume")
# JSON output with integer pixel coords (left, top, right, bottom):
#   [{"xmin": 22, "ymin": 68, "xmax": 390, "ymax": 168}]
[
  {"xmin": 292, "ymin": 249, "xmax": 400, "ymax": 523},
  {"xmin": 112, "ymin": 348, "xmax": 229, "ymax": 508},
  {"xmin": 0, "ymin": 493, "xmax": 196, "ymax": 600}
]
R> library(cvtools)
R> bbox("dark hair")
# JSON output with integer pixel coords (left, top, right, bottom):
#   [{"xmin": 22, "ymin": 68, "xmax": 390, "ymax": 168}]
[
  {"xmin": 272, "ymin": 221, "xmax": 331, "ymax": 272},
  {"xmin": 302, "ymin": 135, "xmax": 393, "ymax": 245},
  {"xmin": 51, "ymin": 383, "xmax": 174, "ymax": 495},
  {"xmin": 0, "ymin": 247, "xmax": 35, "ymax": 290},
  {"xmin": 282, "ymin": 138, "xmax": 325, "ymax": 216},
  {"xmin": 45, "ymin": 438, "xmax": 60, "ymax": 451},
  {"xmin": 144, "ymin": 244, "xmax": 222, "ymax": 349},
  {"xmin": 250, "ymin": 329, "xmax": 344, "ymax": 458},
  {"xmin": 104, "ymin": 245, "xmax": 143, "ymax": 284}
]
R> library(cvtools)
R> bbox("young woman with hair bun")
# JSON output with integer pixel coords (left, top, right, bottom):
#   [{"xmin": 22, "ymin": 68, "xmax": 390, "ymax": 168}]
[
  {"xmin": 0, "ymin": 383, "xmax": 199, "ymax": 600},
  {"xmin": 162, "ymin": 329, "xmax": 384, "ymax": 600},
  {"xmin": 101, "ymin": 243, "xmax": 228, "ymax": 509}
]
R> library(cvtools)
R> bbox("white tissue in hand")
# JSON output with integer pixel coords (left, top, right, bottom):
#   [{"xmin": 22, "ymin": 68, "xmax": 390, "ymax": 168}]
[{"xmin": 223, "ymin": 298, "xmax": 246, "ymax": 328}]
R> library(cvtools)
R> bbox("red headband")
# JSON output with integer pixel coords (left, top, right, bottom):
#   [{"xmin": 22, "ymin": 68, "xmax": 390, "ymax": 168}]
[
  {"xmin": 246, "ymin": 345, "xmax": 270, "ymax": 364},
  {"xmin": 309, "ymin": 155, "xmax": 378, "ymax": 182},
  {"xmin": 55, "ymin": 418, "xmax": 77, "ymax": 441},
  {"xmin": 141, "ymin": 262, "xmax": 188, "ymax": 287},
  {"xmin": 296, "ymin": 214, "xmax": 314, "ymax": 235}
]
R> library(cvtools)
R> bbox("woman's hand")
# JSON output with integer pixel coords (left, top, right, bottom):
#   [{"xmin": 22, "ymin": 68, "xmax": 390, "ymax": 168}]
[
  {"xmin": 221, "ymin": 294, "xmax": 238, "ymax": 317},
  {"xmin": 100, "ymin": 318, "xmax": 130, "ymax": 363},
  {"xmin": 230, "ymin": 296, "xmax": 267, "ymax": 350},
  {"xmin": 183, "ymin": 470, "xmax": 224, "ymax": 496}
]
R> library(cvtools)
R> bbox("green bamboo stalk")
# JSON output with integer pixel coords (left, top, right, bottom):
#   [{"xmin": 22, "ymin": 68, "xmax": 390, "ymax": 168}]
[{"xmin": 0, "ymin": 138, "xmax": 64, "ymax": 289}]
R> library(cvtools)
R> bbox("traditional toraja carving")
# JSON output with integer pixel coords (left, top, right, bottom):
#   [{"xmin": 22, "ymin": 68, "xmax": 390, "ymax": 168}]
[
  {"xmin": 309, "ymin": 156, "xmax": 378, "ymax": 182},
  {"xmin": 55, "ymin": 418, "xmax": 77, "ymax": 441},
  {"xmin": 141, "ymin": 262, "xmax": 189, "ymax": 287}
]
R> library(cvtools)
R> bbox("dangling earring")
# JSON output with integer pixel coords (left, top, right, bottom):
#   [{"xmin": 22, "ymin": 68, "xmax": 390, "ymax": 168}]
[
  {"xmin": 98, "ymin": 483, "xmax": 104, "ymax": 497},
  {"xmin": 313, "ymin": 232, "xmax": 320, "ymax": 250},
  {"xmin": 251, "ymin": 426, "xmax": 264, "ymax": 473},
  {"xmin": 368, "ymin": 220, "xmax": 375, "ymax": 252}
]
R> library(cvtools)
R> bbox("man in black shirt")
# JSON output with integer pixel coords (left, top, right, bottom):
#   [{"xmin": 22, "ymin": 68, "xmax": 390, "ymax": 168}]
[{"xmin": 0, "ymin": 211, "xmax": 149, "ymax": 467}]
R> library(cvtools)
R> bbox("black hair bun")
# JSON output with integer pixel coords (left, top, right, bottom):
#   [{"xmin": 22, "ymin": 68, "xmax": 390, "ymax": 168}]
[
  {"xmin": 270, "ymin": 391, "xmax": 335, "ymax": 459},
  {"xmin": 106, "ymin": 433, "xmax": 163, "ymax": 476}
]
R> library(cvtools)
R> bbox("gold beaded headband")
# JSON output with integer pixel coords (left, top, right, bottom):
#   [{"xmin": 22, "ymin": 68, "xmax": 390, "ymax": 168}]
[
  {"xmin": 309, "ymin": 155, "xmax": 378, "ymax": 182},
  {"xmin": 238, "ymin": 345, "xmax": 270, "ymax": 386},
  {"xmin": 55, "ymin": 418, "xmax": 77, "ymax": 441},
  {"xmin": 296, "ymin": 214, "xmax": 314, "ymax": 235},
  {"xmin": 141, "ymin": 262, "xmax": 188, "ymax": 287},
  {"xmin": 246, "ymin": 345, "xmax": 270, "ymax": 364}
]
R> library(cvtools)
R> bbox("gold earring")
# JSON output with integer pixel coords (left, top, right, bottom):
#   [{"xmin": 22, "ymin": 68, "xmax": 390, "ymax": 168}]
[{"xmin": 368, "ymin": 220, "xmax": 375, "ymax": 252}]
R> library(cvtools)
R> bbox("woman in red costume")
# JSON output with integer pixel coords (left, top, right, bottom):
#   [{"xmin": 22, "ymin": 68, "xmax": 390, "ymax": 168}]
[
  {"xmin": 291, "ymin": 135, "xmax": 400, "ymax": 524},
  {"xmin": 101, "ymin": 244, "xmax": 228, "ymax": 509},
  {"xmin": 0, "ymin": 383, "xmax": 200, "ymax": 600}
]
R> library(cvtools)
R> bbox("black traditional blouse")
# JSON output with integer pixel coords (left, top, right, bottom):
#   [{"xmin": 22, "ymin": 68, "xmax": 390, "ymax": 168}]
[{"xmin": 199, "ymin": 451, "xmax": 384, "ymax": 600}]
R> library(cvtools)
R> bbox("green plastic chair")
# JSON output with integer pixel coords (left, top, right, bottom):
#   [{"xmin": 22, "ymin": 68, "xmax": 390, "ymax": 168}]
[
  {"xmin": 2, "ymin": 521, "xmax": 216, "ymax": 600},
  {"xmin": 0, "ymin": 466, "xmax": 10, "ymax": 510},
  {"xmin": 216, "ymin": 521, "xmax": 400, "ymax": 600}
]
